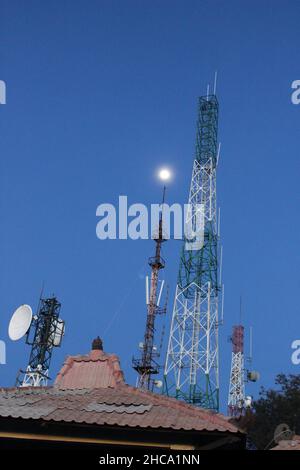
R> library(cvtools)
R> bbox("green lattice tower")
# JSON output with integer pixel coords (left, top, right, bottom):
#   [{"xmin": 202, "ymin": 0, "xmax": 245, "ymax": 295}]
[{"xmin": 163, "ymin": 95, "xmax": 221, "ymax": 411}]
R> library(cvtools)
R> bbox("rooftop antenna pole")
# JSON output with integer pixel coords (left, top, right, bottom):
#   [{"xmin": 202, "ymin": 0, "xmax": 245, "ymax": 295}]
[
  {"xmin": 249, "ymin": 326, "xmax": 253, "ymax": 364},
  {"xmin": 217, "ymin": 142, "xmax": 221, "ymax": 166},
  {"xmin": 221, "ymin": 284, "xmax": 225, "ymax": 324},
  {"xmin": 35, "ymin": 281, "xmax": 45, "ymax": 316},
  {"xmin": 240, "ymin": 295, "xmax": 242, "ymax": 324},
  {"xmin": 133, "ymin": 178, "xmax": 169, "ymax": 391},
  {"xmin": 213, "ymin": 71, "xmax": 218, "ymax": 95},
  {"xmin": 206, "ymin": 84, "xmax": 210, "ymax": 101}
]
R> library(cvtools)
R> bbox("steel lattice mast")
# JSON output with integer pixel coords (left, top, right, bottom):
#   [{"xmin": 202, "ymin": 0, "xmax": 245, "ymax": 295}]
[
  {"xmin": 133, "ymin": 189, "xmax": 167, "ymax": 390},
  {"xmin": 228, "ymin": 325, "xmax": 245, "ymax": 417},
  {"xmin": 16, "ymin": 297, "xmax": 65, "ymax": 387},
  {"xmin": 163, "ymin": 94, "xmax": 221, "ymax": 411}
]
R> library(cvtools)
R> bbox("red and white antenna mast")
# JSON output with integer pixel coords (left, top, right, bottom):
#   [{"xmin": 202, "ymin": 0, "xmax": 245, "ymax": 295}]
[
  {"xmin": 133, "ymin": 170, "xmax": 170, "ymax": 390},
  {"xmin": 228, "ymin": 324, "xmax": 245, "ymax": 417},
  {"xmin": 228, "ymin": 300, "xmax": 259, "ymax": 417}
]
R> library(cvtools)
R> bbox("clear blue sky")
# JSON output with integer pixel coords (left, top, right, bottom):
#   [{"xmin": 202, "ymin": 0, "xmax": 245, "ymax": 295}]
[{"xmin": 0, "ymin": 0, "xmax": 299, "ymax": 412}]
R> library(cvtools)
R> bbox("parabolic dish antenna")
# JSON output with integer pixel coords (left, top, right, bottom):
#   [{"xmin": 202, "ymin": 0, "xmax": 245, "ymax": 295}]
[
  {"xmin": 8, "ymin": 304, "xmax": 33, "ymax": 341},
  {"xmin": 274, "ymin": 423, "xmax": 294, "ymax": 444}
]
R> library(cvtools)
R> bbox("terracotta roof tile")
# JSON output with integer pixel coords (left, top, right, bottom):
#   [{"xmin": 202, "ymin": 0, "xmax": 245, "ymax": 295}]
[
  {"xmin": 0, "ymin": 385, "xmax": 240, "ymax": 433},
  {"xmin": 54, "ymin": 350, "xmax": 124, "ymax": 389},
  {"xmin": 0, "ymin": 347, "xmax": 242, "ymax": 435}
]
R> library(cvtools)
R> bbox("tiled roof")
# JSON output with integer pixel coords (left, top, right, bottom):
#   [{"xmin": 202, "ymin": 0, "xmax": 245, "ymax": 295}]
[
  {"xmin": 54, "ymin": 349, "xmax": 124, "ymax": 389},
  {"xmin": 271, "ymin": 436, "xmax": 300, "ymax": 451},
  {"xmin": 0, "ymin": 385, "xmax": 240, "ymax": 433},
  {"xmin": 0, "ymin": 344, "xmax": 242, "ymax": 435}
]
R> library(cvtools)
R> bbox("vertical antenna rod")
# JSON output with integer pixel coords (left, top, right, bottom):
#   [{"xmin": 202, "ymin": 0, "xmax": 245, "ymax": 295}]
[{"xmin": 163, "ymin": 92, "xmax": 221, "ymax": 411}]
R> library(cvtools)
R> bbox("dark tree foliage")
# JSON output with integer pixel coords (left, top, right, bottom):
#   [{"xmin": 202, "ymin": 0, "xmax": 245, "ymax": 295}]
[{"xmin": 239, "ymin": 374, "xmax": 300, "ymax": 450}]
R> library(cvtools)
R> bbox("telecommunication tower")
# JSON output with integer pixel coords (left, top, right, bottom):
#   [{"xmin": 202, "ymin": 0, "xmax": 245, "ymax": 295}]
[
  {"xmin": 163, "ymin": 92, "xmax": 222, "ymax": 411},
  {"xmin": 133, "ymin": 188, "xmax": 167, "ymax": 391},
  {"xmin": 228, "ymin": 325, "xmax": 245, "ymax": 417},
  {"xmin": 16, "ymin": 297, "xmax": 65, "ymax": 387},
  {"xmin": 228, "ymin": 321, "xmax": 259, "ymax": 417}
]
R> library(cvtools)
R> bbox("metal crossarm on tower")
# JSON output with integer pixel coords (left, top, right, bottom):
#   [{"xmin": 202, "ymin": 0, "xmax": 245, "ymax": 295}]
[{"xmin": 163, "ymin": 94, "xmax": 221, "ymax": 411}]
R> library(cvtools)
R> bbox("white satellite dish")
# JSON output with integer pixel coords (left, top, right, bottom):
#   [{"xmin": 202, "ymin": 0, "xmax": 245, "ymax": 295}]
[
  {"xmin": 8, "ymin": 304, "xmax": 33, "ymax": 341},
  {"xmin": 274, "ymin": 423, "xmax": 294, "ymax": 444}
]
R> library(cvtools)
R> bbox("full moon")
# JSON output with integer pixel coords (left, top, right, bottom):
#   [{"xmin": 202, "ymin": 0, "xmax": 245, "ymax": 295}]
[{"xmin": 158, "ymin": 168, "xmax": 171, "ymax": 181}]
